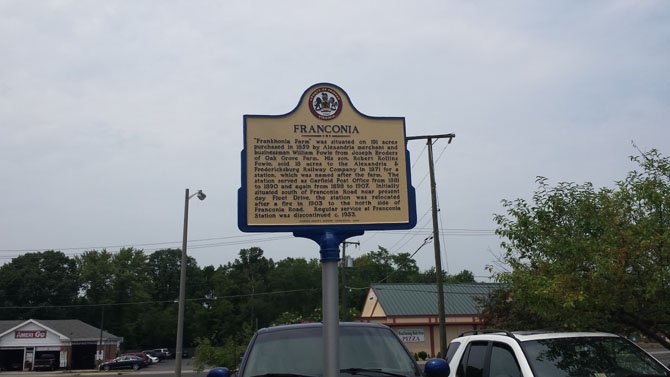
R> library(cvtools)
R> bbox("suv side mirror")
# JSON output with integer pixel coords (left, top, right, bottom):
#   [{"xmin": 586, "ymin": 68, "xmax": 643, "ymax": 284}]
[{"xmin": 424, "ymin": 358, "xmax": 450, "ymax": 377}]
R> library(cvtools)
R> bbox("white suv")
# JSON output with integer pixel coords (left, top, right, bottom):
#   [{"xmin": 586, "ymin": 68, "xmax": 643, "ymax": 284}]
[{"xmin": 446, "ymin": 330, "xmax": 668, "ymax": 377}]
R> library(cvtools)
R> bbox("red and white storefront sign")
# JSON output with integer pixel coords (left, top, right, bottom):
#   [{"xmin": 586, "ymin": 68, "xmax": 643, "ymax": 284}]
[{"xmin": 14, "ymin": 330, "xmax": 47, "ymax": 339}]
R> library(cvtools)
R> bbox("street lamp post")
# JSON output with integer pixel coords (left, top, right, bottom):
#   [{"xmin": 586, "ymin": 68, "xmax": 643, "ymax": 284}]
[{"xmin": 175, "ymin": 188, "xmax": 206, "ymax": 377}]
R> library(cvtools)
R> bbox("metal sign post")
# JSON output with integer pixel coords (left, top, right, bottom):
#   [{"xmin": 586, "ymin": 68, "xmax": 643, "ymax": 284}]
[{"xmin": 294, "ymin": 230, "xmax": 362, "ymax": 377}]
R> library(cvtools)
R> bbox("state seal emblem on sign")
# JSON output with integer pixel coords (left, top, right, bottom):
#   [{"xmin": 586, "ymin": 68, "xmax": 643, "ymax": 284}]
[{"xmin": 309, "ymin": 87, "xmax": 342, "ymax": 120}]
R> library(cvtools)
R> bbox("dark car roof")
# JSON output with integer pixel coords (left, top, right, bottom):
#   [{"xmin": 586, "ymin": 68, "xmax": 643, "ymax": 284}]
[
  {"xmin": 102, "ymin": 355, "xmax": 141, "ymax": 363},
  {"xmin": 254, "ymin": 322, "xmax": 390, "ymax": 335}
]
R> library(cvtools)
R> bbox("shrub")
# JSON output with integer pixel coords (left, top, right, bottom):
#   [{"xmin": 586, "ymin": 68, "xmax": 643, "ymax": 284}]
[{"xmin": 193, "ymin": 337, "xmax": 244, "ymax": 373}]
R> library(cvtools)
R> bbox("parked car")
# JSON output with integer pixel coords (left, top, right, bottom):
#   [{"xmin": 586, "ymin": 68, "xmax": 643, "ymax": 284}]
[
  {"xmin": 121, "ymin": 352, "xmax": 150, "ymax": 367},
  {"xmin": 142, "ymin": 349, "xmax": 162, "ymax": 361},
  {"xmin": 207, "ymin": 322, "xmax": 449, "ymax": 377},
  {"xmin": 145, "ymin": 352, "xmax": 159, "ymax": 363},
  {"xmin": 446, "ymin": 330, "xmax": 669, "ymax": 377},
  {"xmin": 98, "ymin": 355, "xmax": 145, "ymax": 371},
  {"xmin": 152, "ymin": 348, "xmax": 172, "ymax": 360}
]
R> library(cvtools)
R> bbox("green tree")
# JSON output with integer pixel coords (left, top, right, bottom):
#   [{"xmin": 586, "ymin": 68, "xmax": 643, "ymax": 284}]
[
  {"xmin": 192, "ymin": 324, "xmax": 253, "ymax": 372},
  {"xmin": 390, "ymin": 252, "xmax": 421, "ymax": 276},
  {"xmin": 268, "ymin": 257, "xmax": 321, "ymax": 319},
  {"xmin": 195, "ymin": 265, "xmax": 237, "ymax": 344},
  {"xmin": 0, "ymin": 250, "xmax": 79, "ymax": 319},
  {"xmin": 147, "ymin": 249, "xmax": 183, "ymax": 302},
  {"xmin": 231, "ymin": 247, "xmax": 275, "ymax": 330},
  {"xmin": 106, "ymin": 248, "xmax": 152, "ymax": 349},
  {"xmin": 77, "ymin": 250, "xmax": 115, "ymax": 304},
  {"xmin": 353, "ymin": 247, "xmax": 410, "ymax": 283},
  {"xmin": 346, "ymin": 247, "xmax": 395, "ymax": 315},
  {"xmin": 75, "ymin": 249, "xmax": 116, "ymax": 336},
  {"xmin": 190, "ymin": 265, "xmax": 228, "ymax": 346},
  {"xmin": 143, "ymin": 248, "xmax": 206, "ymax": 349},
  {"xmin": 487, "ymin": 149, "xmax": 670, "ymax": 347},
  {"xmin": 445, "ymin": 269, "xmax": 476, "ymax": 283}
]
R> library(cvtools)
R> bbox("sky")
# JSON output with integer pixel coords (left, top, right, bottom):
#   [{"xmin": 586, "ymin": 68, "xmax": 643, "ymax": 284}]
[{"xmin": 1, "ymin": 1, "xmax": 668, "ymax": 282}]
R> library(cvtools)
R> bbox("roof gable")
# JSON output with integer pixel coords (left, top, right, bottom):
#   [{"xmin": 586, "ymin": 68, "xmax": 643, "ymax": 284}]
[
  {"xmin": 0, "ymin": 320, "xmax": 31, "ymax": 338},
  {"xmin": 361, "ymin": 289, "xmax": 386, "ymax": 318}
]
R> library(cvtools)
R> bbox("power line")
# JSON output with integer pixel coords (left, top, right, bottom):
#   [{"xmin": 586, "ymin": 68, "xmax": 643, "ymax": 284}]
[
  {"xmin": 0, "ymin": 235, "xmax": 296, "ymax": 260},
  {"xmin": 0, "ymin": 288, "xmax": 320, "ymax": 310},
  {"xmin": 0, "ymin": 234, "xmax": 295, "ymax": 254},
  {"xmin": 346, "ymin": 282, "xmax": 499, "ymax": 292},
  {"xmin": 384, "ymin": 207, "xmax": 432, "ymax": 252},
  {"xmin": 376, "ymin": 235, "xmax": 434, "ymax": 284},
  {"xmin": 0, "ymin": 228, "xmax": 496, "ymax": 259}
]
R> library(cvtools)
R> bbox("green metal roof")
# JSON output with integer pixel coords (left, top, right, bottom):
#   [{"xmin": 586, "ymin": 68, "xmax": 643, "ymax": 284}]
[{"xmin": 370, "ymin": 283, "xmax": 501, "ymax": 316}]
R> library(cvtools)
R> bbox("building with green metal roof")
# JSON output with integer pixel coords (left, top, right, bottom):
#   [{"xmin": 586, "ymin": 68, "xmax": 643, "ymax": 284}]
[{"xmin": 358, "ymin": 283, "xmax": 500, "ymax": 357}]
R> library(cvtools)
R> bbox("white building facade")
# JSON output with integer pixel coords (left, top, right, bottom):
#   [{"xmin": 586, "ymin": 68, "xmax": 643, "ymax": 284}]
[{"xmin": 0, "ymin": 319, "xmax": 121, "ymax": 371}]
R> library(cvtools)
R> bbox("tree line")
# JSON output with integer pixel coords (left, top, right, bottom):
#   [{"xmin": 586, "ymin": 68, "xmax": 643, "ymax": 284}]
[{"xmin": 0, "ymin": 245, "xmax": 474, "ymax": 351}]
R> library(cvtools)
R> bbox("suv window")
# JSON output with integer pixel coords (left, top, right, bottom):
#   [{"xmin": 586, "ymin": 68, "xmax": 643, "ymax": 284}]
[
  {"xmin": 457, "ymin": 341, "xmax": 522, "ymax": 377},
  {"xmin": 458, "ymin": 341, "xmax": 488, "ymax": 377},
  {"xmin": 521, "ymin": 336, "xmax": 668, "ymax": 377},
  {"xmin": 446, "ymin": 341, "xmax": 461, "ymax": 362},
  {"xmin": 490, "ymin": 343, "xmax": 521, "ymax": 377}
]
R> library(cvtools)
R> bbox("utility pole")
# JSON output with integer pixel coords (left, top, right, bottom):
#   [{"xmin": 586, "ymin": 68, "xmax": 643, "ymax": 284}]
[
  {"xmin": 340, "ymin": 240, "xmax": 359, "ymax": 320},
  {"xmin": 406, "ymin": 133, "xmax": 454, "ymax": 357},
  {"xmin": 98, "ymin": 305, "xmax": 104, "ymax": 364}
]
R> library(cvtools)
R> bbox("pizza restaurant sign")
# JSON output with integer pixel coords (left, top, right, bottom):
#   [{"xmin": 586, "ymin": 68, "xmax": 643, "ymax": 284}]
[
  {"xmin": 397, "ymin": 329, "xmax": 425, "ymax": 343},
  {"xmin": 15, "ymin": 330, "xmax": 47, "ymax": 339}
]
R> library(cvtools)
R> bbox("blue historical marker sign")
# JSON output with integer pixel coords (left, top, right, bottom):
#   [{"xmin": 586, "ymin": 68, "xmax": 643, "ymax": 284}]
[{"xmin": 238, "ymin": 83, "xmax": 417, "ymax": 233}]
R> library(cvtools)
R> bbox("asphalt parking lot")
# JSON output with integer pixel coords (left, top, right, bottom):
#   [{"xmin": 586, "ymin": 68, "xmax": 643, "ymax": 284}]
[
  {"xmin": 151, "ymin": 357, "xmax": 198, "ymax": 372},
  {"xmin": 648, "ymin": 348, "xmax": 670, "ymax": 366}
]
